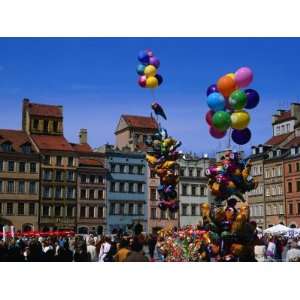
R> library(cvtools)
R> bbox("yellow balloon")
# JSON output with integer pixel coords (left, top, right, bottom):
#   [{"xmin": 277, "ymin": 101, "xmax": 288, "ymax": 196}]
[
  {"xmin": 226, "ymin": 72, "xmax": 235, "ymax": 80},
  {"xmin": 230, "ymin": 110, "xmax": 250, "ymax": 130},
  {"xmin": 144, "ymin": 65, "xmax": 157, "ymax": 77},
  {"xmin": 146, "ymin": 76, "xmax": 158, "ymax": 88}
]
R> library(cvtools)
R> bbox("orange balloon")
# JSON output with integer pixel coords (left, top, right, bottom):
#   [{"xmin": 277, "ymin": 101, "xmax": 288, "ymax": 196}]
[{"xmin": 217, "ymin": 75, "xmax": 236, "ymax": 97}]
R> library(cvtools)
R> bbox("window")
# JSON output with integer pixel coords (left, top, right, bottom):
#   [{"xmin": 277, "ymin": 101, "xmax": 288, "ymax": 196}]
[
  {"xmin": 298, "ymin": 203, "xmax": 300, "ymax": 215},
  {"xmin": 160, "ymin": 210, "xmax": 167, "ymax": 220},
  {"xmin": 7, "ymin": 203, "xmax": 13, "ymax": 215},
  {"xmin": 110, "ymin": 164, "xmax": 116, "ymax": 173},
  {"xmin": 137, "ymin": 204, "xmax": 143, "ymax": 215},
  {"xmin": 297, "ymin": 181, "xmax": 300, "ymax": 192},
  {"xmin": 0, "ymin": 160, "xmax": 3, "ymax": 171},
  {"xmin": 120, "ymin": 203, "xmax": 125, "ymax": 215},
  {"xmin": 169, "ymin": 211, "xmax": 176, "ymax": 220},
  {"xmin": 151, "ymin": 207, "xmax": 156, "ymax": 219},
  {"xmin": 29, "ymin": 203, "xmax": 35, "ymax": 216},
  {"xmin": 43, "ymin": 170, "xmax": 52, "ymax": 181},
  {"xmin": 98, "ymin": 190, "xmax": 104, "ymax": 200},
  {"xmin": 109, "ymin": 203, "xmax": 116, "ymax": 215},
  {"xmin": 44, "ymin": 155, "xmax": 51, "ymax": 165},
  {"xmin": 288, "ymin": 182, "xmax": 293, "ymax": 193},
  {"xmin": 67, "ymin": 187, "xmax": 74, "ymax": 199},
  {"xmin": 137, "ymin": 183, "xmax": 143, "ymax": 193},
  {"xmin": 53, "ymin": 121, "xmax": 58, "ymax": 132},
  {"xmin": 55, "ymin": 187, "xmax": 62, "ymax": 199},
  {"xmin": 297, "ymin": 162, "xmax": 300, "ymax": 172},
  {"xmin": 197, "ymin": 168, "xmax": 202, "ymax": 177},
  {"xmin": 55, "ymin": 206, "xmax": 61, "ymax": 217},
  {"xmin": 119, "ymin": 182, "xmax": 125, "ymax": 193},
  {"xmin": 56, "ymin": 156, "xmax": 62, "ymax": 166},
  {"xmin": 29, "ymin": 181, "xmax": 36, "ymax": 194},
  {"xmin": 67, "ymin": 206, "xmax": 73, "ymax": 217},
  {"xmin": 98, "ymin": 206, "xmax": 103, "ymax": 218},
  {"xmin": 110, "ymin": 182, "xmax": 116, "ymax": 192},
  {"xmin": 19, "ymin": 162, "xmax": 26, "ymax": 172},
  {"xmin": 98, "ymin": 176, "xmax": 103, "ymax": 184},
  {"xmin": 89, "ymin": 189, "xmax": 95, "ymax": 200},
  {"xmin": 0, "ymin": 180, "xmax": 2, "ymax": 192},
  {"xmin": 2, "ymin": 142, "xmax": 13, "ymax": 152},
  {"xmin": 43, "ymin": 187, "xmax": 51, "ymax": 198},
  {"xmin": 0, "ymin": 203, "xmax": 2, "ymax": 214},
  {"xmin": 182, "ymin": 204, "xmax": 188, "ymax": 216},
  {"xmin": 42, "ymin": 205, "xmax": 50, "ymax": 217},
  {"xmin": 200, "ymin": 186, "xmax": 205, "ymax": 196},
  {"xmin": 150, "ymin": 188, "xmax": 156, "ymax": 201},
  {"xmin": 129, "ymin": 165, "xmax": 134, "ymax": 174},
  {"xmin": 265, "ymin": 187, "xmax": 270, "ymax": 197},
  {"xmin": 18, "ymin": 181, "xmax": 25, "ymax": 193},
  {"xmin": 18, "ymin": 203, "xmax": 24, "ymax": 215},
  {"xmin": 8, "ymin": 161, "xmax": 15, "ymax": 172},
  {"xmin": 119, "ymin": 165, "xmax": 125, "ymax": 173},
  {"xmin": 66, "ymin": 171, "xmax": 73, "ymax": 181},
  {"xmin": 68, "ymin": 157, "xmax": 74, "ymax": 167},
  {"xmin": 7, "ymin": 180, "xmax": 14, "ymax": 193},
  {"xmin": 56, "ymin": 171, "xmax": 62, "ymax": 181},
  {"xmin": 138, "ymin": 165, "xmax": 144, "ymax": 175},
  {"xmin": 80, "ymin": 189, "xmax": 86, "ymax": 199},
  {"xmin": 128, "ymin": 182, "xmax": 134, "ymax": 193},
  {"xmin": 289, "ymin": 203, "xmax": 293, "ymax": 215},
  {"xmin": 191, "ymin": 185, "xmax": 196, "ymax": 196},
  {"xmin": 33, "ymin": 119, "xmax": 39, "ymax": 130},
  {"xmin": 180, "ymin": 168, "xmax": 185, "ymax": 177},
  {"xmin": 128, "ymin": 203, "xmax": 134, "ymax": 215},
  {"xmin": 189, "ymin": 168, "xmax": 193, "ymax": 177},
  {"xmin": 191, "ymin": 205, "xmax": 197, "ymax": 216},
  {"xmin": 182, "ymin": 184, "xmax": 187, "ymax": 196},
  {"xmin": 20, "ymin": 143, "xmax": 30, "ymax": 154},
  {"xmin": 80, "ymin": 206, "xmax": 86, "ymax": 218},
  {"xmin": 288, "ymin": 164, "xmax": 292, "ymax": 173},
  {"xmin": 81, "ymin": 174, "xmax": 87, "ymax": 183},
  {"xmin": 30, "ymin": 162, "xmax": 36, "ymax": 173},
  {"xmin": 88, "ymin": 175, "xmax": 95, "ymax": 184},
  {"xmin": 150, "ymin": 170, "xmax": 156, "ymax": 178}
]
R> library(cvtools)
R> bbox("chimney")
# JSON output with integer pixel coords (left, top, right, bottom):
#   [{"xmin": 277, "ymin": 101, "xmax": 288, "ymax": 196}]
[
  {"xmin": 57, "ymin": 105, "xmax": 63, "ymax": 116},
  {"xmin": 291, "ymin": 103, "xmax": 300, "ymax": 122},
  {"xmin": 79, "ymin": 129, "xmax": 88, "ymax": 144},
  {"xmin": 22, "ymin": 98, "xmax": 30, "ymax": 132}
]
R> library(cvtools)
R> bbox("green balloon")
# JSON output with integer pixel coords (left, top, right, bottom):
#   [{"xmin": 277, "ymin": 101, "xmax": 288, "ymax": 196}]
[
  {"xmin": 212, "ymin": 111, "xmax": 231, "ymax": 132},
  {"xmin": 229, "ymin": 90, "xmax": 247, "ymax": 110}
]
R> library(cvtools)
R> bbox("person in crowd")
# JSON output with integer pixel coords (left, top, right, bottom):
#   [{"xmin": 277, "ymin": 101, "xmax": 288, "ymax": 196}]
[
  {"xmin": 266, "ymin": 236, "xmax": 276, "ymax": 261},
  {"xmin": 254, "ymin": 237, "xmax": 266, "ymax": 262},
  {"xmin": 56, "ymin": 239, "xmax": 73, "ymax": 262},
  {"xmin": 99, "ymin": 237, "xmax": 111, "ymax": 262},
  {"xmin": 147, "ymin": 234, "xmax": 157, "ymax": 262},
  {"xmin": 124, "ymin": 237, "xmax": 149, "ymax": 262},
  {"xmin": 74, "ymin": 240, "xmax": 91, "ymax": 262},
  {"xmin": 114, "ymin": 238, "xmax": 130, "ymax": 262},
  {"xmin": 27, "ymin": 240, "xmax": 46, "ymax": 262},
  {"xmin": 87, "ymin": 238, "xmax": 97, "ymax": 262},
  {"xmin": 285, "ymin": 241, "xmax": 300, "ymax": 262}
]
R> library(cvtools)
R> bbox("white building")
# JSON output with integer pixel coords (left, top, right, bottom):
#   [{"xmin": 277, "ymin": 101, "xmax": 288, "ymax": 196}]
[{"xmin": 178, "ymin": 153, "xmax": 213, "ymax": 227}]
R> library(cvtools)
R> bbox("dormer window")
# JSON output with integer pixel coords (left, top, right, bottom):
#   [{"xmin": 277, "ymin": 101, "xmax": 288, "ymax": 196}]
[
  {"xmin": 252, "ymin": 147, "xmax": 256, "ymax": 155},
  {"xmin": 1, "ymin": 142, "xmax": 13, "ymax": 152},
  {"xmin": 269, "ymin": 152, "xmax": 273, "ymax": 159},
  {"xmin": 277, "ymin": 149, "xmax": 281, "ymax": 156},
  {"xmin": 21, "ymin": 143, "xmax": 31, "ymax": 154},
  {"xmin": 43, "ymin": 120, "xmax": 49, "ymax": 132},
  {"xmin": 53, "ymin": 121, "xmax": 58, "ymax": 132},
  {"xmin": 33, "ymin": 119, "xmax": 39, "ymax": 130},
  {"xmin": 291, "ymin": 148, "xmax": 296, "ymax": 155},
  {"xmin": 259, "ymin": 146, "xmax": 263, "ymax": 153}
]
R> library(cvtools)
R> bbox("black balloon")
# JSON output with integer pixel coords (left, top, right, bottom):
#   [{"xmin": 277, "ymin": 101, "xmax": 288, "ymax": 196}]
[
  {"xmin": 206, "ymin": 84, "xmax": 219, "ymax": 96},
  {"xmin": 231, "ymin": 128, "xmax": 251, "ymax": 145},
  {"xmin": 245, "ymin": 89, "xmax": 260, "ymax": 109}
]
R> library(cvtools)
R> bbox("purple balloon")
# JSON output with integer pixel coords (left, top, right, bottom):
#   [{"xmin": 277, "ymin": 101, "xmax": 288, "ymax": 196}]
[
  {"xmin": 235, "ymin": 67, "xmax": 253, "ymax": 88},
  {"xmin": 156, "ymin": 74, "xmax": 163, "ymax": 85},
  {"xmin": 149, "ymin": 56, "xmax": 160, "ymax": 68},
  {"xmin": 231, "ymin": 128, "xmax": 251, "ymax": 145},
  {"xmin": 245, "ymin": 89, "xmax": 260, "ymax": 109},
  {"xmin": 206, "ymin": 84, "xmax": 219, "ymax": 96},
  {"xmin": 209, "ymin": 126, "xmax": 226, "ymax": 139}
]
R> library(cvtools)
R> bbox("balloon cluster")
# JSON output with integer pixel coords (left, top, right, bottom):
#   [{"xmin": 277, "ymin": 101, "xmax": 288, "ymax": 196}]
[
  {"xmin": 137, "ymin": 49, "xmax": 163, "ymax": 89},
  {"xmin": 146, "ymin": 128, "xmax": 182, "ymax": 212},
  {"xmin": 206, "ymin": 67, "xmax": 260, "ymax": 145},
  {"xmin": 157, "ymin": 201, "xmax": 258, "ymax": 262},
  {"xmin": 205, "ymin": 150, "xmax": 258, "ymax": 203}
]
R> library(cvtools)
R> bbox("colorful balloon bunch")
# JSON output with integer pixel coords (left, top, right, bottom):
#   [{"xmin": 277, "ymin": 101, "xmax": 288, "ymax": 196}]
[
  {"xmin": 137, "ymin": 49, "xmax": 163, "ymax": 89},
  {"xmin": 205, "ymin": 150, "xmax": 258, "ymax": 203},
  {"xmin": 205, "ymin": 67, "xmax": 260, "ymax": 145},
  {"xmin": 146, "ymin": 128, "xmax": 182, "ymax": 212},
  {"xmin": 157, "ymin": 201, "xmax": 258, "ymax": 262}
]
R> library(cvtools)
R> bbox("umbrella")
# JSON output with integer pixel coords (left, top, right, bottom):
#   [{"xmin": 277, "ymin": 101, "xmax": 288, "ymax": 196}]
[{"xmin": 263, "ymin": 224, "xmax": 290, "ymax": 235}]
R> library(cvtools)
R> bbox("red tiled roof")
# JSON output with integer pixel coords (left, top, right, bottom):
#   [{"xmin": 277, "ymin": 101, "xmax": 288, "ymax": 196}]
[
  {"xmin": 0, "ymin": 129, "xmax": 36, "ymax": 153},
  {"xmin": 71, "ymin": 143, "xmax": 92, "ymax": 153},
  {"xmin": 273, "ymin": 111, "xmax": 294, "ymax": 124},
  {"xmin": 79, "ymin": 158, "xmax": 104, "ymax": 167},
  {"xmin": 265, "ymin": 133, "xmax": 291, "ymax": 146},
  {"xmin": 31, "ymin": 135, "xmax": 73, "ymax": 151},
  {"xmin": 285, "ymin": 137, "xmax": 300, "ymax": 148},
  {"xmin": 28, "ymin": 102, "xmax": 62, "ymax": 118},
  {"xmin": 122, "ymin": 115, "xmax": 158, "ymax": 130}
]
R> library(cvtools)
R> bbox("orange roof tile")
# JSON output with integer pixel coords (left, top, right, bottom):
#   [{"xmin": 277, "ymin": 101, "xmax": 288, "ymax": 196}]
[
  {"xmin": 0, "ymin": 129, "xmax": 36, "ymax": 153},
  {"xmin": 285, "ymin": 136, "xmax": 300, "ymax": 147},
  {"xmin": 28, "ymin": 102, "xmax": 62, "ymax": 118},
  {"xmin": 273, "ymin": 111, "xmax": 295, "ymax": 124},
  {"xmin": 122, "ymin": 115, "xmax": 158, "ymax": 130},
  {"xmin": 31, "ymin": 135, "xmax": 73, "ymax": 151},
  {"xmin": 265, "ymin": 133, "xmax": 291, "ymax": 146}
]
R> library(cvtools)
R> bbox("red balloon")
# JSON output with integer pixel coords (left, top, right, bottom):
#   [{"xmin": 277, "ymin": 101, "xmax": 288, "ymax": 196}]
[
  {"xmin": 209, "ymin": 126, "xmax": 227, "ymax": 139},
  {"xmin": 138, "ymin": 75, "xmax": 147, "ymax": 88},
  {"xmin": 205, "ymin": 110, "xmax": 214, "ymax": 126}
]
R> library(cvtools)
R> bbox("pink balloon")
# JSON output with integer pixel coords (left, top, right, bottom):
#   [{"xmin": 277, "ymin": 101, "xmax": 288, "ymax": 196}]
[
  {"xmin": 205, "ymin": 110, "xmax": 214, "ymax": 126},
  {"xmin": 235, "ymin": 67, "xmax": 253, "ymax": 88},
  {"xmin": 209, "ymin": 126, "xmax": 227, "ymax": 139},
  {"xmin": 138, "ymin": 75, "xmax": 147, "ymax": 88}
]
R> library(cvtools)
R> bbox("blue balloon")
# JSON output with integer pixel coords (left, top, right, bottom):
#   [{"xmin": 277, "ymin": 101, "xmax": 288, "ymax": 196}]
[
  {"xmin": 207, "ymin": 92, "xmax": 225, "ymax": 111},
  {"xmin": 136, "ymin": 64, "xmax": 146, "ymax": 75},
  {"xmin": 138, "ymin": 50, "xmax": 150, "ymax": 64}
]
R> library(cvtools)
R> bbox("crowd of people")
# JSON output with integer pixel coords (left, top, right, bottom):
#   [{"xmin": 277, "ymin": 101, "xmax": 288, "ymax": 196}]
[{"xmin": 1, "ymin": 228, "xmax": 300, "ymax": 262}]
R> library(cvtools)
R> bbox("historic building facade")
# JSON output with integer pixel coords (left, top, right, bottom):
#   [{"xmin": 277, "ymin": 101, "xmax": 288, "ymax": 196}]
[
  {"xmin": 178, "ymin": 154, "xmax": 212, "ymax": 227},
  {"xmin": 0, "ymin": 129, "xmax": 40, "ymax": 232}
]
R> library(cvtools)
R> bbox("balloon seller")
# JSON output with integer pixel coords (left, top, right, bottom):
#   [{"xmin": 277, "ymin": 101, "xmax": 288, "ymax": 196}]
[{"xmin": 136, "ymin": 49, "xmax": 182, "ymax": 214}]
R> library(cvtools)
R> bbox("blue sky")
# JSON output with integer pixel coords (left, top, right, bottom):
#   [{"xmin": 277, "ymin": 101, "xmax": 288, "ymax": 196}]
[{"xmin": 1, "ymin": 38, "xmax": 300, "ymax": 156}]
